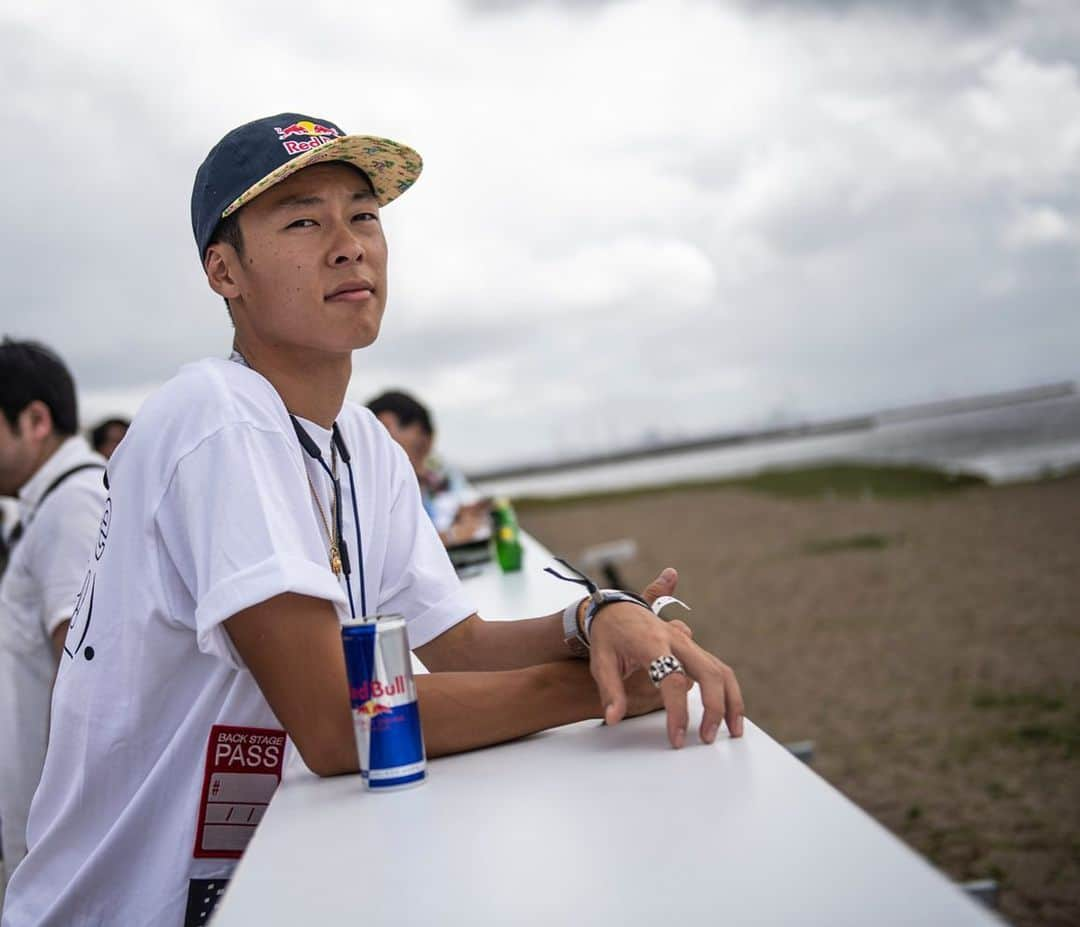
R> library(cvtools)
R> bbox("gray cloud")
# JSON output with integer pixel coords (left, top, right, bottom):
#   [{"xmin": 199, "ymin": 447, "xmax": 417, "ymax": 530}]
[
  {"xmin": 468, "ymin": 0, "xmax": 1019, "ymax": 27},
  {"xmin": 466, "ymin": 0, "xmax": 620, "ymax": 12},
  {"xmin": 3, "ymin": 0, "xmax": 1079, "ymax": 470},
  {"xmin": 737, "ymin": 0, "xmax": 1019, "ymax": 26}
]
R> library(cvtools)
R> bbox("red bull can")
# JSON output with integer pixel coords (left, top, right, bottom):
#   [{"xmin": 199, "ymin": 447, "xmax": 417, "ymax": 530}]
[{"xmin": 341, "ymin": 615, "xmax": 426, "ymax": 790}]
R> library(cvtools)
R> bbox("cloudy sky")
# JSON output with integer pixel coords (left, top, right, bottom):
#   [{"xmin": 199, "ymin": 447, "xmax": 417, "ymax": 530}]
[{"xmin": 4, "ymin": 0, "xmax": 1078, "ymax": 469}]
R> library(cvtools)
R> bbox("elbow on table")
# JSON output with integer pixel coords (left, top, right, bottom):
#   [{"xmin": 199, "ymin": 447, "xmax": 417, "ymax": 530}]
[
  {"xmin": 290, "ymin": 726, "xmax": 360, "ymax": 779},
  {"xmin": 298, "ymin": 744, "xmax": 358, "ymax": 779}
]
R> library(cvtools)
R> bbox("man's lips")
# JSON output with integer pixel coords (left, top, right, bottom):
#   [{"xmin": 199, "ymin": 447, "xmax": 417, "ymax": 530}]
[{"xmin": 325, "ymin": 281, "xmax": 375, "ymax": 302}]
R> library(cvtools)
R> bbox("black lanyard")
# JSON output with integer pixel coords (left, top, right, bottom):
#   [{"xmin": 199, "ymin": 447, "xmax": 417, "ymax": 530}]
[{"xmin": 290, "ymin": 416, "xmax": 368, "ymax": 618}]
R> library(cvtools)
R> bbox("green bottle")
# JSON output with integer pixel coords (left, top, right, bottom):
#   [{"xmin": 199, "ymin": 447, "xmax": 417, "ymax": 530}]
[{"xmin": 491, "ymin": 497, "xmax": 524, "ymax": 572}]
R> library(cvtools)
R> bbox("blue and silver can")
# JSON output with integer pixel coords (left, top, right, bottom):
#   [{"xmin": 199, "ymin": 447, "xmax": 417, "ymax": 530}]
[{"xmin": 341, "ymin": 614, "xmax": 427, "ymax": 790}]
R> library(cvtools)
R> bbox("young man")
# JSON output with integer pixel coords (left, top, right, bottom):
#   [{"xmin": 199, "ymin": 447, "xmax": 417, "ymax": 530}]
[
  {"xmin": 367, "ymin": 390, "xmax": 434, "ymax": 477},
  {"xmin": 87, "ymin": 417, "xmax": 130, "ymax": 460},
  {"xmin": 368, "ymin": 389, "xmax": 488, "ymax": 546},
  {"xmin": 1, "ymin": 114, "xmax": 743, "ymax": 927},
  {"xmin": 0, "ymin": 340, "xmax": 107, "ymax": 879}
]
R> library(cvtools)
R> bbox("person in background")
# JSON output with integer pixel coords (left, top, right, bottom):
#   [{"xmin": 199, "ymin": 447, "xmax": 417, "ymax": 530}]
[
  {"xmin": 88, "ymin": 417, "xmax": 130, "ymax": 460},
  {"xmin": 366, "ymin": 390, "xmax": 432, "ymax": 476},
  {"xmin": 367, "ymin": 389, "xmax": 489, "ymax": 546},
  {"xmin": 0, "ymin": 339, "xmax": 106, "ymax": 879}
]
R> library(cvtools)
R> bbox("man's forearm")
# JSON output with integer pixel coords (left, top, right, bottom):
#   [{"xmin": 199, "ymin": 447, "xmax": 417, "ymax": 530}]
[
  {"xmin": 415, "ymin": 612, "xmax": 575, "ymax": 673},
  {"xmin": 315, "ymin": 661, "xmax": 601, "ymax": 776},
  {"xmin": 229, "ymin": 595, "xmax": 601, "ymax": 779},
  {"xmin": 50, "ymin": 619, "xmax": 70, "ymax": 663},
  {"xmin": 418, "ymin": 661, "xmax": 601, "ymax": 757}
]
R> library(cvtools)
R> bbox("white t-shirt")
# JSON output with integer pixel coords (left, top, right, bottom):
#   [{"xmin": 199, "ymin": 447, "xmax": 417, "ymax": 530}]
[
  {"xmin": 1, "ymin": 358, "xmax": 474, "ymax": 927},
  {"xmin": 0, "ymin": 437, "xmax": 106, "ymax": 873}
]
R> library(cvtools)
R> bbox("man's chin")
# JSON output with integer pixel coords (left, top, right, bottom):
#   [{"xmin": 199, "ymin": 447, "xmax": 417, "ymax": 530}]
[{"xmin": 351, "ymin": 324, "xmax": 381, "ymax": 351}]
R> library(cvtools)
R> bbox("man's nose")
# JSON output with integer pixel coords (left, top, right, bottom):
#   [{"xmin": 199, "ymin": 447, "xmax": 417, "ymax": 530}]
[{"xmin": 328, "ymin": 222, "xmax": 365, "ymax": 265}]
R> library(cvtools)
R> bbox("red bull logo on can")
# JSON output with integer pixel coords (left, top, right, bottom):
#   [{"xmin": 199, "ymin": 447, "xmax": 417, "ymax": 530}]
[
  {"xmin": 358, "ymin": 700, "xmax": 394, "ymax": 718},
  {"xmin": 274, "ymin": 120, "xmax": 342, "ymax": 155},
  {"xmin": 349, "ymin": 674, "xmax": 407, "ymax": 704}
]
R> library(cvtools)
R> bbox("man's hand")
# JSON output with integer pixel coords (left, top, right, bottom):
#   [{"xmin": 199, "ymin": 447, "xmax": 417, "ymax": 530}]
[
  {"xmin": 442, "ymin": 501, "xmax": 490, "ymax": 546},
  {"xmin": 589, "ymin": 568, "xmax": 745, "ymax": 749},
  {"xmin": 622, "ymin": 669, "xmax": 664, "ymax": 719}
]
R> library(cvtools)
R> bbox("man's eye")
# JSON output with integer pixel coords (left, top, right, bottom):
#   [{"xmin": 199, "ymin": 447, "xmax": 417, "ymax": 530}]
[
  {"xmin": 353, "ymin": 212, "xmax": 378, "ymax": 223},
  {"xmin": 286, "ymin": 218, "xmax": 317, "ymax": 229}
]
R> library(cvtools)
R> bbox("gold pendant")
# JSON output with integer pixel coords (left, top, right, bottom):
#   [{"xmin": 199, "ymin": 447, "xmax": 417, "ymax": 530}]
[{"xmin": 330, "ymin": 548, "xmax": 342, "ymax": 576}]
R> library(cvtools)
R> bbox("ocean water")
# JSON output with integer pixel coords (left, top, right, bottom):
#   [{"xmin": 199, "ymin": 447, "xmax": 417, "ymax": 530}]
[{"xmin": 474, "ymin": 393, "xmax": 1080, "ymax": 500}]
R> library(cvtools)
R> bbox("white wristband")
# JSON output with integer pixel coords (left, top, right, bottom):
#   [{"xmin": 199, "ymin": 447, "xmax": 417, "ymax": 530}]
[{"xmin": 562, "ymin": 597, "xmax": 590, "ymax": 656}]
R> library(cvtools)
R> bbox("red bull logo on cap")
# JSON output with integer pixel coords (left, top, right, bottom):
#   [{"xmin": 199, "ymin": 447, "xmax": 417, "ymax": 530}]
[{"xmin": 274, "ymin": 120, "xmax": 342, "ymax": 155}]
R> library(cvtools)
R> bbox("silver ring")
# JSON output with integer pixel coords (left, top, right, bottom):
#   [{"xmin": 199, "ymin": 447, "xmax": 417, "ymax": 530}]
[{"xmin": 648, "ymin": 655, "xmax": 685, "ymax": 687}]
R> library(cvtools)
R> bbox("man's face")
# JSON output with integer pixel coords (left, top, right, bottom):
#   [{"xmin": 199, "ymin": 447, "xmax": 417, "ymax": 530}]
[
  {"xmin": 97, "ymin": 423, "xmax": 128, "ymax": 459},
  {"xmin": 0, "ymin": 412, "xmax": 38, "ymax": 497},
  {"xmin": 214, "ymin": 162, "xmax": 389, "ymax": 357},
  {"xmin": 375, "ymin": 412, "xmax": 432, "ymax": 477}
]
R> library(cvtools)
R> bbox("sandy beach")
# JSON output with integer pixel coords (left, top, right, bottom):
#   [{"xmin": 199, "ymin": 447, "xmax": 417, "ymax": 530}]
[{"xmin": 519, "ymin": 470, "xmax": 1080, "ymax": 927}]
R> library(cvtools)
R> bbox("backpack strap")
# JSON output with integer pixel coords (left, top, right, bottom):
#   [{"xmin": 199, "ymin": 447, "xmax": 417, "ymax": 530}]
[
  {"xmin": 0, "ymin": 463, "xmax": 105, "ymax": 576},
  {"xmin": 37, "ymin": 463, "xmax": 106, "ymax": 510}
]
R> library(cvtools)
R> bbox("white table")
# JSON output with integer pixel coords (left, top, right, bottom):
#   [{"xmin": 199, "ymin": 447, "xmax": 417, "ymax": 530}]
[
  {"xmin": 213, "ymin": 536, "xmax": 1001, "ymax": 926},
  {"xmin": 449, "ymin": 531, "xmax": 575, "ymax": 619}
]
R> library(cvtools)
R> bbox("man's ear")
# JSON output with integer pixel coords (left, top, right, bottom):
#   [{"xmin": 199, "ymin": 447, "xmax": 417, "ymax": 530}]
[
  {"xmin": 204, "ymin": 244, "xmax": 243, "ymax": 301},
  {"xmin": 20, "ymin": 400, "xmax": 54, "ymax": 443}
]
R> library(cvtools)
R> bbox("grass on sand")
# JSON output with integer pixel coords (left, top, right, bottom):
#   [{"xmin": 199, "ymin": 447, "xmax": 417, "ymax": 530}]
[{"xmin": 516, "ymin": 462, "xmax": 988, "ymax": 510}]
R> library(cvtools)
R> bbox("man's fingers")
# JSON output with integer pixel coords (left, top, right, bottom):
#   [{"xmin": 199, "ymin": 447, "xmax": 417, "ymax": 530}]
[
  {"xmin": 590, "ymin": 646, "xmax": 628, "ymax": 726},
  {"xmin": 669, "ymin": 637, "xmax": 738, "ymax": 744},
  {"xmin": 668, "ymin": 619, "xmax": 693, "ymax": 639},
  {"xmin": 640, "ymin": 567, "xmax": 678, "ymax": 606},
  {"xmin": 724, "ymin": 665, "xmax": 746, "ymax": 738},
  {"xmin": 659, "ymin": 671, "xmax": 691, "ymax": 749}
]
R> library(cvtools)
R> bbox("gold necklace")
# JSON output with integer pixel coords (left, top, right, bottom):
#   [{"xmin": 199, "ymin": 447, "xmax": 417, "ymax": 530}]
[{"xmin": 307, "ymin": 442, "xmax": 342, "ymax": 576}]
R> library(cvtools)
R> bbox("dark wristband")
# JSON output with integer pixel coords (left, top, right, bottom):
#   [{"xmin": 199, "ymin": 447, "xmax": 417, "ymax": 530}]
[{"xmin": 583, "ymin": 589, "xmax": 651, "ymax": 642}]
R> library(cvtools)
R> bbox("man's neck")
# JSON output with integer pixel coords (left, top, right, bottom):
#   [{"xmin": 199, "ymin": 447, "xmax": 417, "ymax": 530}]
[
  {"xmin": 33, "ymin": 434, "xmax": 66, "ymax": 474},
  {"xmin": 15, "ymin": 433, "xmax": 67, "ymax": 501},
  {"xmin": 233, "ymin": 340, "xmax": 351, "ymax": 428}
]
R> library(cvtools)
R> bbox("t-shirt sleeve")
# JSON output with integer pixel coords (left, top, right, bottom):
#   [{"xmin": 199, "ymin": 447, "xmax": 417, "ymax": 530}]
[
  {"xmin": 155, "ymin": 424, "xmax": 348, "ymax": 668},
  {"xmin": 376, "ymin": 443, "xmax": 476, "ymax": 649},
  {"xmin": 31, "ymin": 481, "xmax": 105, "ymax": 636}
]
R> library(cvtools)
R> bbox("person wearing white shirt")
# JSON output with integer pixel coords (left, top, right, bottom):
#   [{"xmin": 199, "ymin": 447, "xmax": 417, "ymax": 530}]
[
  {"xmin": 0, "ymin": 340, "xmax": 106, "ymax": 882},
  {"xmin": 1, "ymin": 114, "xmax": 744, "ymax": 927},
  {"xmin": 367, "ymin": 389, "xmax": 489, "ymax": 546}
]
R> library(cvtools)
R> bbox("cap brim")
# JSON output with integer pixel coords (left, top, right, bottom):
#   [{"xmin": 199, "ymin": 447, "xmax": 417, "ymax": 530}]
[{"xmin": 221, "ymin": 135, "xmax": 422, "ymax": 219}]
